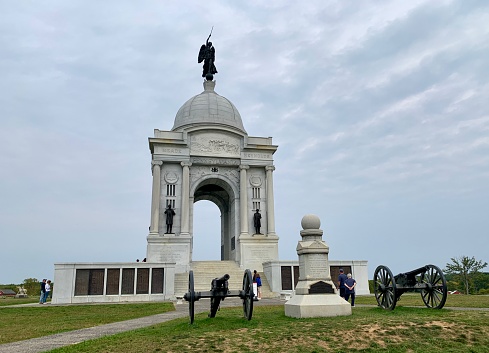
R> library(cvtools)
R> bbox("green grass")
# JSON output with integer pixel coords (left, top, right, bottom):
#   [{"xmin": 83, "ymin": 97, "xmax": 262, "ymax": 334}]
[
  {"xmin": 2, "ymin": 295, "xmax": 488, "ymax": 352},
  {"xmin": 0, "ymin": 296, "xmax": 39, "ymax": 306},
  {"xmin": 355, "ymin": 293, "xmax": 489, "ymax": 308},
  {"xmin": 0, "ymin": 302, "xmax": 174, "ymax": 344},
  {"xmin": 48, "ymin": 305, "xmax": 489, "ymax": 353}
]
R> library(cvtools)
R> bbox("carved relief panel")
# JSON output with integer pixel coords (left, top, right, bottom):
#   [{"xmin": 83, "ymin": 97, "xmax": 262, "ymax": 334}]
[{"xmin": 189, "ymin": 132, "xmax": 241, "ymax": 158}]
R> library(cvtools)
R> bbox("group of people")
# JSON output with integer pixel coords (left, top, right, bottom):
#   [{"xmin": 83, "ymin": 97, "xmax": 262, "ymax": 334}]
[
  {"xmin": 337, "ymin": 268, "xmax": 356, "ymax": 306},
  {"xmin": 39, "ymin": 278, "xmax": 51, "ymax": 304}
]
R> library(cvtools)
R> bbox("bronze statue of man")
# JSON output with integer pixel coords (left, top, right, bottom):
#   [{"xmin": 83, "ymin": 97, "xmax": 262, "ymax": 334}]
[
  {"xmin": 253, "ymin": 209, "xmax": 262, "ymax": 234},
  {"xmin": 198, "ymin": 28, "xmax": 217, "ymax": 79},
  {"xmin": 164, "ymin": 204, "xmax": 176, "ymax": 234}
]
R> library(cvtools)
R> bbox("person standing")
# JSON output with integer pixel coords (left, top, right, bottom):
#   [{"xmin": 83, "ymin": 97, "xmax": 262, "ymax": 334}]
[
  {"xmin": 39, "ymin": 279, "xmax": 46, "ymax": 304},
  {"xmin": 337, "ymin": 269, "xmax": 348, "ymax": 299},
  {"xmin": 43, "ymin": 280, "xmax": 51, "ymax": 304},
  {"xmin": 253, "ymin": 270, "xmax": 262, "ymax": 300},
  {"xmin": 344, "ymin": 273, "xmax": 356, "ymax": 306}
]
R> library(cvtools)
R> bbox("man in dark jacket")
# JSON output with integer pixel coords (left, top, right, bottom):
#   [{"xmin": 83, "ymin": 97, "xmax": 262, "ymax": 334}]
[{"xmin": 39, "ymin": 279, "xmax": 46, "ymax": 304}]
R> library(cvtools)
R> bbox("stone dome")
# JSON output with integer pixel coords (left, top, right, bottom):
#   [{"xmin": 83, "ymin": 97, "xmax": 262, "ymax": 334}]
[{"xmin": 172, "ymin": 80, "xmax": 247, "ymax": 134}]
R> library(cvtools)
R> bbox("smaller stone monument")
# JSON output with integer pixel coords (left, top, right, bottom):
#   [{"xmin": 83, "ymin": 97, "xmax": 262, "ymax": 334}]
[
  {"xmin": 284, "ymin": 214, "xmax": 352, "ymax": 318},
  {"xmin": 15, "ymin": 286, "xmax": 28, "ymax": 298}
]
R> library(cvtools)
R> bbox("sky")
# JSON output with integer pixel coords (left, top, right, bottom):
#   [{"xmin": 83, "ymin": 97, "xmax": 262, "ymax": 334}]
[{"xmin": 1, "ymin": 0, "xmax": 488, "ymax": 284}]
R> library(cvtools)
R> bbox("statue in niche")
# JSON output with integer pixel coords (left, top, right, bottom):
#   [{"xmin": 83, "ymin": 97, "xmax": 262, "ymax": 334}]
[
  {"xmin": 165, "ymin": 204, "xmax": 176, "ymax": 234},
  {"xmin": 198, "ymin": 27, "xmax": 217, "ymax": 80},
  {"xmin": 253, "ymin": 209, "xmax": 262, "ymax": 234}
]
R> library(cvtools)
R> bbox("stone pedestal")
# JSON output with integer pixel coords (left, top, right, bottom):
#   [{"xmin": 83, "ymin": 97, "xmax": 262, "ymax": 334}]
[
  {"xmin": 285, "ymin": 214, "xmax": 351, "ymax": 318},
  {"xmin": 146, "ymin": 234, "xmax": 191, "ymax": 273},
  {"xmin": 239, "ymin": 233, "xmax": 279, "ymax": 272}
]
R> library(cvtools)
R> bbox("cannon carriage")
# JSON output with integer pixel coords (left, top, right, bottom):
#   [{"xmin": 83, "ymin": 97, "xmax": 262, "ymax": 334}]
[
  {"xmin": 183, "ymin": 269, "xmax": 254, "ymax": 324},
  {"xmin": 373, "ymin": 264, "xmax": 448, "ymax": 310}
]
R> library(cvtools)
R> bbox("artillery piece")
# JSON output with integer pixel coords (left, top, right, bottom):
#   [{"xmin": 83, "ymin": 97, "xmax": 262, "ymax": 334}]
[
  {"xmin": 373, "ymin": 264, "xmax": 448, "ymax": 310},
  {"xmin": 183, "ymin": 269, "xmax": 254, "ymax": 324}
]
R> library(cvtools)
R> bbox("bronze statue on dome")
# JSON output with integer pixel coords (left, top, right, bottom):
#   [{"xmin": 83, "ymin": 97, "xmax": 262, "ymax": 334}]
[{"xmin": 198, "ymin": 27, "xmax": 217, "ymax": 80}]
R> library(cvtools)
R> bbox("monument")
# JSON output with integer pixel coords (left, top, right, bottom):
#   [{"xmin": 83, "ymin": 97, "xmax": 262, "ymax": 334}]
[
  {"xmin": 51, "ymin": 34, "xmax": 368, "ymax": 304},
  {"xmin": 146, "ymin": 32, "xmax": 280, "ymax": 274},
  {"xmin": 285, "ymin": 214, "xmax": 352, "ymax": 318}
]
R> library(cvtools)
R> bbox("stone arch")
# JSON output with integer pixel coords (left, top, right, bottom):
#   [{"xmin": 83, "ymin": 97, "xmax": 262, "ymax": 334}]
[{"xmin": 189, "ymin": 174, "xmax": 239, "ymax": 262}]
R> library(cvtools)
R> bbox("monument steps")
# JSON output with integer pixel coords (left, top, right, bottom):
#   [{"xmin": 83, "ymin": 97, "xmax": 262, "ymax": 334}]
[{"xmin": 174, "ymin": 261, "xmax": 274, "ymax": 298}]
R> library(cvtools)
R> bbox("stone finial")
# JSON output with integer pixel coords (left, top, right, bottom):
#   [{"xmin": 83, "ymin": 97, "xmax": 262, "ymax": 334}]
[{"xmin": 301, "ymin": 214, "xmax": 321, "ymax": 230}]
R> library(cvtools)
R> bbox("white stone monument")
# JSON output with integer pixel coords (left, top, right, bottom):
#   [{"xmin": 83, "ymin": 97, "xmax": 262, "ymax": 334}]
[
  {"xmin": 284, "ymin": 214, "xmax": 352, "ymax": 318},
  {"xmin": 146, "ymin": 80, "xmax": 280, "ymax": 273}
]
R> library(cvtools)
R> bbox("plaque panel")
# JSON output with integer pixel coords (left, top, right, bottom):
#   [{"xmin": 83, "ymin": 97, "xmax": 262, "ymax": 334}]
[
  {"xmin": 74, "ymin": 269, "xmax": 89, "ymax": 296},
  {"xmin": 151, "ymin": 268, "xmax": 164, "ymax": 294},
  {"xmin": 88, "ymin": 269, "xmax": 104, "ymax": 295},
  {"xmin": 309, "ymin": 281, "xmax": 335, "ymax": 294},
  {"xmin": 281, "ymin": 266, "xmax": 292, "ymax": 290},
  {"xmin": 121, "ymin": 268, "xmax": 135, "ymax": 295},
  {"xmin": 136, "ymin": 268, "xmax": 150, "ymax": 294},
  {"xmin": 293, "ymin": 266, "xmax": 300, "ymax": 288},
  {"xmin": 106, "ymin": 269, "xmax": 120, "ymax": 295}
]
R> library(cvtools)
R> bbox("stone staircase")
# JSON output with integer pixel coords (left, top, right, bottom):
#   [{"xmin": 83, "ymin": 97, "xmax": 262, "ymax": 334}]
[{"xmin": 174, "ymin": 261, "xmax": 274, "ymax": 298}]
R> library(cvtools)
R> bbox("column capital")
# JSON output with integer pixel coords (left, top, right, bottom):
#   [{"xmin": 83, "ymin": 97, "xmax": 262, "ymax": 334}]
[
  {"xmin": 151, "ymin": 160, "xmax": 163, "ymax": 173},
  {"xmin": 239, "ymin": 164, "xmax": 250, "ymax": 170},
  {"xmin": 181, "ymin": 161, "xmax": 192, "ymax": 168},
  {"xmin": 265, "ymin": 165, "xmax": 275, "ymax": 172}
]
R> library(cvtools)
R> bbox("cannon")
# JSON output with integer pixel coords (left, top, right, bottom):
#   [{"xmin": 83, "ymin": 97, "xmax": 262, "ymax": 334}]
[
  {"xmin": 373, "ymin": 264, "xmax": 448, "ymax": 310},
  {"xmin": 183, "ymin": 269, "xmax": 254, "ymax": 324}
]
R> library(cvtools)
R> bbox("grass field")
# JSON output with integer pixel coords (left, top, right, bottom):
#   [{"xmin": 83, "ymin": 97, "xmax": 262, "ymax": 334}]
[{"xmin": 1, "ymin": 295, "xmax": 488, "ymax": 352}]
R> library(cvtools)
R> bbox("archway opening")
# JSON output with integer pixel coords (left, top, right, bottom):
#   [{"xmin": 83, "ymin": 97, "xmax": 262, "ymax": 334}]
[{"xmin": 192, "ymin": 200, "xmax": 221, "ymax": 260}]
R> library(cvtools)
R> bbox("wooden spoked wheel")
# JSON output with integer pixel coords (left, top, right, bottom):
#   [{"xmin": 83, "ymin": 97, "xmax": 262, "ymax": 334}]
[
  {"xmin": 188, "ymin": 270, "xmax": 195, "ymax": 324},
  {"xmin": 374, "ymin": 265, "xmax": 397, "ymax": 310},
  {"xmin": 242, "ymin": 269, "xmax": 254, "ymax": 320},
  {"xmin": 419, "ymin": 264, "xmax": 448, "ymax": 309}
]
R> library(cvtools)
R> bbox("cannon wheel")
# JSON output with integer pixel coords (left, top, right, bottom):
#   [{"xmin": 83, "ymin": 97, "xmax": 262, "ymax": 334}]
[
  {"xmin": 374, "ymin": 265, "xmax": 397, "ymax": 310},
  {"xmin": 420, "ymin": 264, "xmax": 448, "ymax": 309},
  {"xmin": 188, "ymin": 270, "xmax": 195, "ymax": 324},
  {"xmin": 242, "ymin": 269, "xmax": 254, "ymax": 320}
]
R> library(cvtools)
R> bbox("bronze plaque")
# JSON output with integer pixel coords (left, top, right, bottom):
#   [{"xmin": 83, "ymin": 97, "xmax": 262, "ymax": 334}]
[
  {"xmin": 293, "ymin": 266, "xmax": 300, "ymax": 288},
  {"xmin": 106, "ymin": 269, "xmax": 120, "ymax": 295},
  {"xmin": 281, "ymin": 266, "xmax": 292, "ymax": 290},
  {"xmin": 136, "ymin": 268, "xmax": 150, "ymax": 294},
  {"xmin": 122, "ymin": 268, "xmax": 135, "ymax": 295},
  {"xmin": 151, "ymin": 268, "xmax": 164, "ymax": 294},
  {"xmin": 74, "ymin": 269, "xmax": 89, "ymax": 296},
  {"xmin": 309, "ymin": 281, "xmax": 335, "ymax": 294},
  {"xmin": 89, "ymin": 269, "xmax": 104, "ymax": 295}
]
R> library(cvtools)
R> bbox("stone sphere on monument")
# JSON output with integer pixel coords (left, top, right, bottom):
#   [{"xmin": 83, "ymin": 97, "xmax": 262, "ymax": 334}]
[{"xmin": 301, "ymin": 214, "xmax": 321, "ymax": 230}]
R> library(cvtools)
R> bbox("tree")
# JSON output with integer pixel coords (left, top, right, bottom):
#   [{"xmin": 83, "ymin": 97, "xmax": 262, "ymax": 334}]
[
  {"xmin": 22, "ymin": 278, "xmax": 40, "ymax": 296},
  {"xmin": 445, "ymin": 256, "xmax": 488, "ymax": 295}
]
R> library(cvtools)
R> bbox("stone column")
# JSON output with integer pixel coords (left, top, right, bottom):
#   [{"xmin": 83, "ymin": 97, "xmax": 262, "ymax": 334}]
[
  {"xmin": 266, "ymin": 165, "xmax": 276, "ymax": 236},
  {"xmin": 180, "ymin": 161, "xmax": 192, "ymax": 236},
  {"xmin": 149, "ymin": 160, "xmax": 163, "ymax": 235},
  {"xmin": 239, "ymin": 164, "xmax": 249, "ymax": 236}
]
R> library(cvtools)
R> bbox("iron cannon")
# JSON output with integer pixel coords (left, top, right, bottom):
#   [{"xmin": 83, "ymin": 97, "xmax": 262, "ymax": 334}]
[
  {"xmin": 183, "ymin": 269, "xmax": 254, "ymax": 324},
  {"xmin": 373, "ymin": 264, "xmax": 448, "ymax": 310}
]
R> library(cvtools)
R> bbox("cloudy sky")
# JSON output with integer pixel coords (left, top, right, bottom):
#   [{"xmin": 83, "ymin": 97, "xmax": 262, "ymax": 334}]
[{"xmin": 1, "ymin": 1, "xmax": 488, "ymax": 284}]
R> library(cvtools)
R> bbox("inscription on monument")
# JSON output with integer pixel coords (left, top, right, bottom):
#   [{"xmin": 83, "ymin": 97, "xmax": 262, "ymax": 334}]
[
  {"xmin": 306, "ymin": 254, "xmax": 329, "ymax": 279},
  {"xmin": 244, "ymin": 153, "xmax": 271, "ymax": 159}
]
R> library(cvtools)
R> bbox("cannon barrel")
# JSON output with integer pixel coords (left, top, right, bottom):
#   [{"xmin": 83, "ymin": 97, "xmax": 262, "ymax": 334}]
[
  {"xmin": 396, "ymin": 265, "xmax": 429, "ymax": 279},
  {"xmin": 211, "ymin": 274, "xmax": 230, "ymax": 290}
]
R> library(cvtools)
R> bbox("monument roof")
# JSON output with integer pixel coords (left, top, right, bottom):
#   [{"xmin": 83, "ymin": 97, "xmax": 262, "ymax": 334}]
[{"xmin": 172, "ymin": 80, "xmax": 247, "ymax": 134}]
